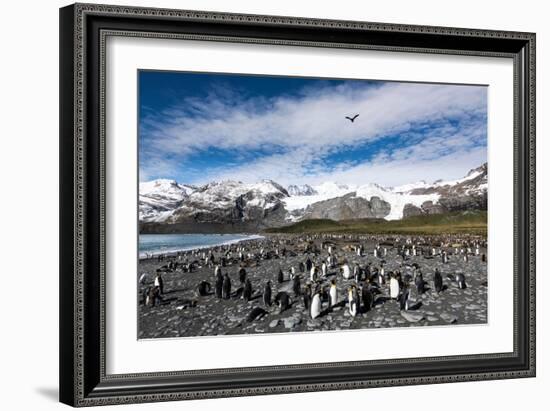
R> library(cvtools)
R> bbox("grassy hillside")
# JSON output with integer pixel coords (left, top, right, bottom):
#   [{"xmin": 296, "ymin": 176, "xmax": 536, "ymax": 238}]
[{"xmin": 264, "ymin": 210, "xmax": 487, "ymax": 235}]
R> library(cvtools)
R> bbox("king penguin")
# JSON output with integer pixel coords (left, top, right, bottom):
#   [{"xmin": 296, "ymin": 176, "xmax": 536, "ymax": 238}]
[
  {"xmin": 456, "ymin": 273, "xmax": 467, "ymax": 289},
  {"xmin": 310, "ymin": 290, "xmax": 322, "ymax": 319},
  {"xmin": 222, "ymin": 273, "xmax": 231, "ymax": 300},
  {"xmin": 434, "ymin": 268, "xmax": 443, "ymax": 293},
  {"xmin": 303, "ymin": 283, "xmax": 312, "ymax": 310},
  {"xmin": 242, "ymin": 278, "xmax": 252, "ymax": 302},
  {"xmin": 197, "ymin": 281, "xmax": 211, "ymax": 296},
  {"xmin": 348, "ymin": 286, "xmax": 358, "ymax": 317},
  {"xmin": 306, "ymin": 257, "xmax": 313, "ymax": 272},
  {"xmin": 399, "ymin": 285, "xmax": 410, "ymax": 311},
  {"xmin": 329, "ymin": 279, "xmax": 338, "ymax": 309},
  {"xmin": 310, "ymin": 266, "xmax": 318, "ymax": 282},
  {"xmin": 263, "ymin": 281, "xmax": 272, "ymax": 306},
  {"xmin": 377, "ymin": 268, "xmax": 385, "ymax": 286},
  {"xmin": 277, "ymin": 268, "xmax": 284, "ymax": 284},
  {"xmin": 342, "ymin": 263, "xmax": 351, "ymax": 280},
  {"xmin": 215, "ymin": 271, "xmax": 223, "ymax": 298},
  {"xmin": 361, "ymin": 283, "xmax": 374, "ymax": 313},
  {"xmin": 389, "ymin": 273, "xmax": 400, "ymax": 299},
  {"xmin": 415, "ymin": 271, "xmax": 426, "ymax": 294},
  {"xmin": 275, "ymin": 291, "xmax": 292, "ymax": 314},
  {"xmin": 292, "ymin": 274, "xmax": 302, "ymax": 297},
  {"xmin": 238, "ymin": 267, "xmax": 247, "ymax": 284}
]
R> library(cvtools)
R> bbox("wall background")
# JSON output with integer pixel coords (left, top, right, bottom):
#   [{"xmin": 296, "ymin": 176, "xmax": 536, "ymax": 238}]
[{"xmin": 0, "ymin": 0, "xmax": 545, "ymax": 409}]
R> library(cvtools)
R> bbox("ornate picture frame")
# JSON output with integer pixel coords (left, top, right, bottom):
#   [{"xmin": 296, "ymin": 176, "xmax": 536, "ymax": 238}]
[{"xmin": 59, "ymin": 3, "xmax": 535, "ymax": 407}]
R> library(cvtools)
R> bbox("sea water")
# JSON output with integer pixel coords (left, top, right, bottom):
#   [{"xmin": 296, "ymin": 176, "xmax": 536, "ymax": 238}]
[{"xmin": 139, "ymin": 233, "xmax": 263, "ymax": 258}]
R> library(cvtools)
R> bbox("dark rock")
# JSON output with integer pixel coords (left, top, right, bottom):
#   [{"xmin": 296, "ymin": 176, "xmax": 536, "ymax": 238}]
[{"xmin": 302, "ymin": 193, "xmax": 391, "ymax": 220}]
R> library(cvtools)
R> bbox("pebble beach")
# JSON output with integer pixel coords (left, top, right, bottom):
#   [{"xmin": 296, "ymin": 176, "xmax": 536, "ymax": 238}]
[{"xmin": 138, "ymin": 234, "xmax": 487, "ymax": 339}]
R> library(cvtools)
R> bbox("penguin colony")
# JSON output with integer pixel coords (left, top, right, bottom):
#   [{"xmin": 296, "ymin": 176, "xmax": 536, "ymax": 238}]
[{"xmin": 138, "ymin": 233, "xmax": 487, "ymax": 338}]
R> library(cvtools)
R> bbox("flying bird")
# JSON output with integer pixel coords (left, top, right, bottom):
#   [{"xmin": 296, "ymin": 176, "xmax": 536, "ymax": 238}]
[{"xmin": 345, "ymin": 114, "xmax": 359, "ymax": 123}]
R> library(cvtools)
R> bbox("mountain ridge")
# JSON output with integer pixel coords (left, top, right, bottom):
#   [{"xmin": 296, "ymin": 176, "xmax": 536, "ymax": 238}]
[{"xmin": 139, "ymin": 163, "xmax": 487, "ymax": 233}]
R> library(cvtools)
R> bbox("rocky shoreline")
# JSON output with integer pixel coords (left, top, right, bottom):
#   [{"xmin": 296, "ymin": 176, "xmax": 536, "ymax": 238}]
[{"xmin": 138, "ymin": 233, "xmax": 487, "ymax": 339}]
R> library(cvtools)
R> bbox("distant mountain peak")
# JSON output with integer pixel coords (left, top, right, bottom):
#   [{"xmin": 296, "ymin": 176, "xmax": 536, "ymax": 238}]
[
  {"xmin": 139, "ymin": 163, "xmax": 488, "ymax": 228},
  {"xmin": 467, "ymin": 162, "xmax": 488, "ymax": 176},
  {"xmin": 287, "ymin": 184, "xmax": 318, "ymax": 196}
]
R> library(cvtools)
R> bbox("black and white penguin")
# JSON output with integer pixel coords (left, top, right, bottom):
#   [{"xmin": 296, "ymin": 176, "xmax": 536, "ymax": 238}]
[
  {"xmin": 215, "ymin": 272, "xmax": 223, "ymax": 298},
  {"xmin": 361, "ymin": 283, "xmax": 373, "ymax": 313},
  {"xmin": 263, "ymin": 281, "xmax": 272, "ymax": 307},
  {"xmin": 415, "ymin": 272, "xmax": 426, "ymax": 294},
  {"xmin": 348, "ymin": 286, "xmax": 358, "ymax": 317},
  {"xmin": 277, "ymin": 268, "xmax": 284, "ymax": 284},
  {"xmin": 310, "ymin": 266, "xmax": 318, "ymax": 282},
  {"xmin": 148, "ymin": 286, "xmax": 161, "ymax": 307},
  {"xmin": 243, "ymin": 278, "xmax": 252, "ymax": 302},
  {"xmin": 154, "ymin": 272, "xmax": 164, "ymax": 295},
  {"xmin": 275, "ymin": 291, "xmax": 292, "ymax": 314},
  {"xmin": 310, "ymin": 290, "xmax": 322, "ymax": 319},
  {"xmin": 434, "ymin": 268, "xmax": 443, "ymax": 293},
  {"xmin": 377, "ymin": 268, "xmax": 385, "ymax": 286},
  {"xmin": 299, "ymin": 261, "xmax": 305, "ymax": 273},
  {"xmin": 365, "ymin": 264, "xmax": 372, "ymax": 281},
  {"xmin": 456, "ymin": 273, "xmax": 467, "ymax": 289},
  {"xmin": 303, "ymin": 283, "xmax": 312, "ymax": 310},
  {"xmin": 238, "ymin": 267, "xmax": 247, "ymax": 284},
  {"xmin": 306, "ymin": 257, "xmax": 313, "ymax": 272},
  {"xmin": 222, "ymin": 273, "xmax": 231, "ymax": 299},
  {"xmin": 482, "ymin": 253, "xmax": 487, "ymax": 263},
  {"xmin": 342, "ymin": 263, "xmax": 351, "ymax": 280},
  {"xmin": 389, "ymin": 273, "xmax": 400, "ymax": 299},
  {"xmin": 398, "ymin": 285, "xmax": 410, "ymax": 311},
  {"xmin": 329, "ymin": 279, "xmax": 338, "ymax": 309},
  {"xmin": 246, "ymin": 307, "xmax": 268, "ymax": 322},
  {"xmin": 354, "ymin": 265, "xmax": 362, "ymax": 282},
  {"xmin": 292, "ymin": 275, "xmax": 302, "ymax": 297},
  {"xmin": 197, "ymin": 281, "xmax": 211, "ymax": 296}
]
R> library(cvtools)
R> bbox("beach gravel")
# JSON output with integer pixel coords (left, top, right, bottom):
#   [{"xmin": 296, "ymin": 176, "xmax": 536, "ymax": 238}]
[{"xmin": 138, "ymin": 234, "xmax": 487, "ymax": 339}]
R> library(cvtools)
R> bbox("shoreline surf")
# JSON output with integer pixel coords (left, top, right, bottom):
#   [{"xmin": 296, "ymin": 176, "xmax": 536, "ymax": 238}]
[{"xmin": 139, "ymin": 233, "xmax": 265, "ymax": 259}]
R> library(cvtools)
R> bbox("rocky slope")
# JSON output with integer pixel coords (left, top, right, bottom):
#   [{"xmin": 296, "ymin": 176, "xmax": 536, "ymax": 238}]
[
  {"xmin": 400, "ymin": 163, "xmax": 487, "ymax": 217},
  {"xmin": 139, "ymin": 163, "xmax": 487, "ymax": 233}
]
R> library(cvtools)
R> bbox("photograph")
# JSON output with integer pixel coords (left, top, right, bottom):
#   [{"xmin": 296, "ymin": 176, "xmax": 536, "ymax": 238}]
[{"xmin": 137, "ymin": 71, "xmax": 489, "ymax": 339}]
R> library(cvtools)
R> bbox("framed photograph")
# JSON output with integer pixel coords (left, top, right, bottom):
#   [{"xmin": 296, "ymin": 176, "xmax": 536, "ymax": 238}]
[{"xmin": 59, "ymin": 3, "xmax": 536, "ymax": 407}]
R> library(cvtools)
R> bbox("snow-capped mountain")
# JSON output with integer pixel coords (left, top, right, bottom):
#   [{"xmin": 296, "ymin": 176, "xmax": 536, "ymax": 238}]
[
  {"xmin": 410, "ymin": 163, "xmax": 488, "ymax": 196},
  {"xmin": 140, "ymin": 179, "xmax": 290, "ymax": 232},
  {"xmin": 286, "ymin": 184, "xmax": 318, "ymax": 196},
  {"xmin": 139, "ymin": 163, "xmax": 487, "ymax": 233},
  {"xmin": 284, "ymin": 182, "xmax": 441, "ymax": 220},
  {"xmin": 139, "ymin": 179, "xmax": 196, "ymax": 222}
]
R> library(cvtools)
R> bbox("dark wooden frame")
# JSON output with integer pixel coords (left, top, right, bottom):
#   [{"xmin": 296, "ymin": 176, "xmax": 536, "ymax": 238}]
[{"xmin": 60, "ymin": 3, "xmax": 536, "ymax": 407}]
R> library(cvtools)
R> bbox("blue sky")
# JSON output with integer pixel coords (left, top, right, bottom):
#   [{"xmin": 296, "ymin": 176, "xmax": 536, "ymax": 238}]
[{"xmin": 139, "ymin": 70, "xmax": 487, "ymax": 187}]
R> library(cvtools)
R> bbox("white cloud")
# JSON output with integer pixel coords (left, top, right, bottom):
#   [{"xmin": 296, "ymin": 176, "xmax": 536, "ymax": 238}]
[{"xmin": 140, "ymin": 80, "xmax": 487, "ymax": 186}]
